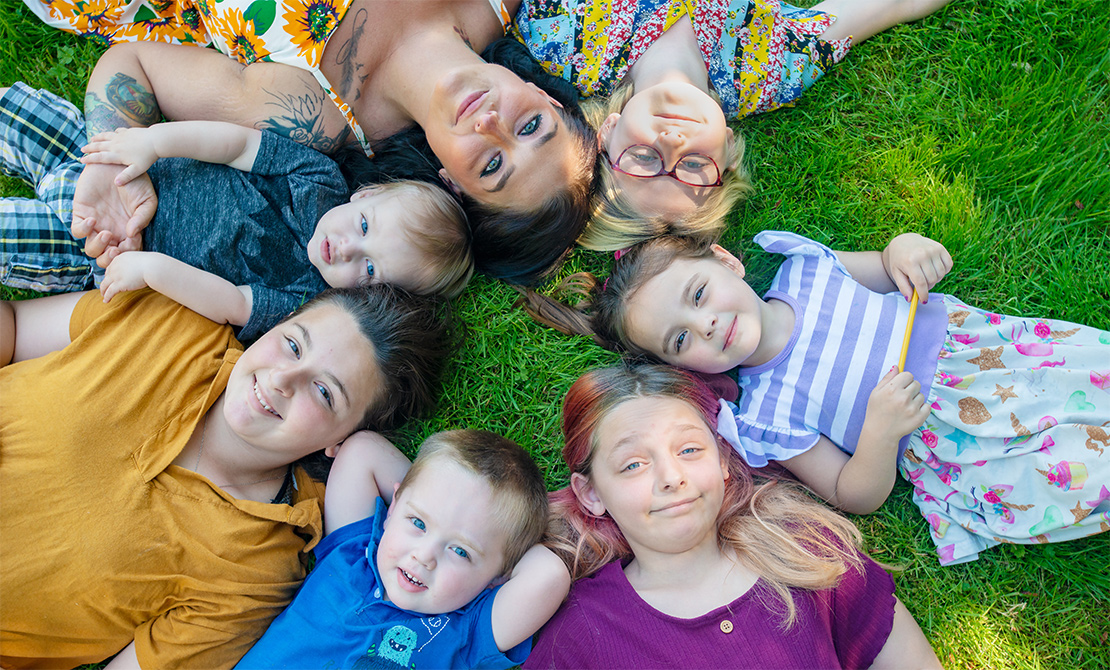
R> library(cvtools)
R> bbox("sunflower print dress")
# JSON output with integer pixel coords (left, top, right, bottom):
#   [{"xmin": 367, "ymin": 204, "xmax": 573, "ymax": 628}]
[{"xmin": 513, "ymin": 0, "xmax": 852, "ymax": 118}]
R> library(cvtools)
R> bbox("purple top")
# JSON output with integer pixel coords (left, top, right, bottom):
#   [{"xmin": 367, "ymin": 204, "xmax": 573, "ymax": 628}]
[
  {"xmin": 525, "ymin": 553, "xmax": 895, "ymax": 669},
  {"xmin": 717, "ymin": 231, "xmax": 949, "ymax": 466}
]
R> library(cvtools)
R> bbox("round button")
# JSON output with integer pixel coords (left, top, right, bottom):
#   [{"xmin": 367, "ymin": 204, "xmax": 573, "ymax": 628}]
[{"xmin": 720, "ymin": 619, "xmax": 734, "ymax": 634}]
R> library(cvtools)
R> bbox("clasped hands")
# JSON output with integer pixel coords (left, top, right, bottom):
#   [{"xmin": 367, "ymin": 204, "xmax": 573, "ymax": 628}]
[{"xmin": 71, "ymin": 138, "xmax": 158, "ymax": 267}]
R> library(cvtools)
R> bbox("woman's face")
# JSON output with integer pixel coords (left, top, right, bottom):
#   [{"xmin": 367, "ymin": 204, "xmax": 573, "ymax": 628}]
[
  {"xmin": 425, "ymin": 63, "xmax": 581, "ymax": 209},
  {"xmin": 600, "ymin": 81, "xmax": 733, "ymax": 220},
  {"xmin": 222, "ymin": 303, "xmax": 381, "ymax": 458},
  {"xmin": 572, "ymin": 396, "xmax": 729, "ymax": 559}
]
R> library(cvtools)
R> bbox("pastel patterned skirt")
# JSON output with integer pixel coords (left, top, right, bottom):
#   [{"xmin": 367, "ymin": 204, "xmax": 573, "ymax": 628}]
[{"xmin": 899, "ymin": 298, "xmax": 1110, "ymax": 565}]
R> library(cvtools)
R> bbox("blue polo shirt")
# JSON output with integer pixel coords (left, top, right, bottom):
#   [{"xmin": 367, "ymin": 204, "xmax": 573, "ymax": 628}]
[{"xmin": 236, "ymin": 499, "xmax": 530, "ymax": 669}]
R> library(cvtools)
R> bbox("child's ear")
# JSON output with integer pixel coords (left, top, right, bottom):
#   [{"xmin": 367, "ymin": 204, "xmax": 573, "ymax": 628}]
[
  {"xmin": 724, "ymin": 128, "xmax": 741, "ymax": 171},
  {"xmin": 570, "ymin": 472, "xmax": 606, "ymax": 516},
  {"xmin": 711, "ymin": 244, "xmax": 745, "ymax": 278},
  {"xmin": 437, "ymin": 169, "xmax": 463, "ymax": 198},
  {"xmin": 350, "ymin": 186, "xmax": 378, "ymax": 202},
  {"xmin": 597, "ymin": 113, "xmax": 621, "ymax": 152}
]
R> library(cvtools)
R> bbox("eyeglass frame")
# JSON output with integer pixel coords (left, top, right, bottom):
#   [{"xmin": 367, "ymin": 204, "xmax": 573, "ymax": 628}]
[{"xmin": 602, "ymin": 144, "xmax": 724, "ymax": 188}]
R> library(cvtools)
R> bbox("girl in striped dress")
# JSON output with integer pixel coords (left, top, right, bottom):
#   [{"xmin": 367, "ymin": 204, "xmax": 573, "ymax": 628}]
[{"xmin": 520, "ymin": 230, "xmax": 1110, "ymax": 565}]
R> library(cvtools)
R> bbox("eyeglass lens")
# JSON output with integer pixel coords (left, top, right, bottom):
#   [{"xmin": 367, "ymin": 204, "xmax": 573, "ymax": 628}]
[{"xmin": 617, "ymin": 145, "xmax": 719, "ymax": 186}]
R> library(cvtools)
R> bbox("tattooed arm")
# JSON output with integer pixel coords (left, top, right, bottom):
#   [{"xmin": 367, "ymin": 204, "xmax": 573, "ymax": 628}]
[
  {"xmin": 86, "ymin": 41, "xmax": 353, "ymax": 150},
  {"xmin": 77, "ymin": 42, "xmax": 354, "ymax": 260}
]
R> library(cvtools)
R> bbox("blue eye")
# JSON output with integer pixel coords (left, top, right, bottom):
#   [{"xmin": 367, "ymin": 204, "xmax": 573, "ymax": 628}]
[
  {"xmin": 481, "ymin": 154, "xmax": 502, "ymax": 177},
  {"xmin": 360, "ymin": 216, "xmax": 368, "ymax": 235},
  {"xmin": 622, "ymin": 462, "xmax": 641, "ymax": 472},
  {"xmin": 452, "ymin": 547, "xmax": 469, "ymax": 559},
  {"xmin": 694, "ymin": 286, "xmax": 704, "ymax": 304},
  {"xmin": 680, "ymin": 446, "xmax": 699, "ymax": 455},
  {"xmin": 675, "ymin": 331, "xmax": 687, "ymax": 353},
  {"xmin": 411, "ymin": 517, "xmax": 426, "ymax": 531},
  {"xmin": 366, "ymin": 260, "xmax": 375, "ymax": 280},
  {"xmin": 286, "ymin": 337, "xmax": 300, "ymax": 358},
  {"xmin": 315, "ymin": 382, "xmax": 332, "ymax": 407},
  {"xmin": 520, "ymin": 114, "xmax": 541, "ymax": 136}
]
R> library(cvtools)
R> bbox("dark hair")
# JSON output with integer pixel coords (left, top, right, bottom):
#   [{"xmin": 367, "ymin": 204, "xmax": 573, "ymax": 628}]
[
  {"xmin": 398, "ymin": 429, "xmax": 548, "ymax": 576},
  {"xmin": 366, "ymin": 38, "xmax": 599, "ymax": 286},
  {"xmin": 291, "ymin": 285, "xmax": 458, "ymax": 479},
  {"xmin": 516, "ymin": 235, "xmax": 719, "ymax": 355}
]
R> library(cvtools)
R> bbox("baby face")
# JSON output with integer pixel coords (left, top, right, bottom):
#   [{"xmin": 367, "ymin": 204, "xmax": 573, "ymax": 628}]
[
  {"xmin": 376, "ymin": 458, "xmax": 508, "ymax": 614},
  {"xmin": 308, "ymin": 188, "xmax": 433, "ymax": 292}
]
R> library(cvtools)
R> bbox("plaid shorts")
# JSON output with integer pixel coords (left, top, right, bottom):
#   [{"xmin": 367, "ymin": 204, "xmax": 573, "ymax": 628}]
[{"xmin": 1, "ymin": 82, "xmax": 100, "ymax": 291}]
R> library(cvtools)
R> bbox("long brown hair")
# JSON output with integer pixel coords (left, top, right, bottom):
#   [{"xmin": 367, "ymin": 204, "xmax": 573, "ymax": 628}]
[{"xmin": 549, "ymin": 363, "xmax": 865, "ymax": 627}]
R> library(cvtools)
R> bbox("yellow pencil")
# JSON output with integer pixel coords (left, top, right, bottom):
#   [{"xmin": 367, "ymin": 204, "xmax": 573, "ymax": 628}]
[{"xmin": 898, "ymin": 288, "xmax": 919, "ymax": 372}]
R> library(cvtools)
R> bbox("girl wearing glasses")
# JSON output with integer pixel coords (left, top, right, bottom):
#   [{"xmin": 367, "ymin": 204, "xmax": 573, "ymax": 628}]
[{"xmin": 515, "ymin": 0, "xmax": 953, "ymax": 251}]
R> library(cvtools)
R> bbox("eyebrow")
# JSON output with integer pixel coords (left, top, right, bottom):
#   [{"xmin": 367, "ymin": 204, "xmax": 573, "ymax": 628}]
[
  {"xmin": 661, "ymin": 273, "xmax": 699, "ymax": 354},
  {"xmin": 296, "ymin": 323, "xmax": 351, "ymax": 408},
  {"xmin": 485, "ymin": 124, "xmax": 559, "ymax": 193}
]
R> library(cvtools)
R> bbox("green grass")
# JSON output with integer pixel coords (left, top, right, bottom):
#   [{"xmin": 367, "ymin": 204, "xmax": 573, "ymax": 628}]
[{"xmin": 4, "ymin": 1, "xmax": 1109, "ymax": 668}]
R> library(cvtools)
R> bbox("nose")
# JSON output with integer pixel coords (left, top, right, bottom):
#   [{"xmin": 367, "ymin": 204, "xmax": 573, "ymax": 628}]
[
  {"xmin": 656, "ymin": 455, "xmax": 686, "ymax": 492},
  {"xmin": 702, "ymin": 312, "xmax": 717, "ymax": 340},
  {"xmin": 474, "ymin": 110, "xmax": 507, "ymax": 139},
  {"xmin": 270, "ymin": 365, "xmax": 304, "ymax": 398},
  {"xmin": 657, "ymin": 130, "xmax": 687, "ymax": 165},
  {"xmin": 412, "ymin": 542, "xmax": 436, "ymax": 570}
]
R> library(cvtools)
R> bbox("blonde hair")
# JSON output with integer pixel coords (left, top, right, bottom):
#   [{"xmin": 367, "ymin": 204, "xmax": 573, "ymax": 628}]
[
  {"xmin": 357, "ymin": 181, "xmax": 474, "ymax": 299},
  {"xmin": 550, "ymin": 363, "xmax": 865, "ymax": 628},
  {"xmin": 398, "ymin": 429, "xmax": 548, "ymax": 577},
  {"xmin": 577, "ymin": 79, "xmax": 753, "ymax": 251}
]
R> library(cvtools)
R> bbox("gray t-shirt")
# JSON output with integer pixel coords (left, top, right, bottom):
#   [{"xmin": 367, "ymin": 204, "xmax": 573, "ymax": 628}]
[{"xmin": 145, "ymin": 131, "xmax": 347, "ymax": 341}]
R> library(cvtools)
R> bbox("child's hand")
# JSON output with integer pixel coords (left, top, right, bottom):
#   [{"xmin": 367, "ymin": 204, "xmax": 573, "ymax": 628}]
[
  {"xmin": 881, "ymin": 233, "xmax": 952, "ymax": 303},
  {"xmin": 72, "ymin": 163, "xmax": 155, "ymax": 267},
  {"xmin": 100, "ymin": 251, "xmax": 153, "ymax": 302},
  {"xmin": 81, "ymin": 128, "xmax": 159, "ymax": 186},
  {"xmin": 864, "ymin": 366, "xmax": 931, "ymax": 443}
]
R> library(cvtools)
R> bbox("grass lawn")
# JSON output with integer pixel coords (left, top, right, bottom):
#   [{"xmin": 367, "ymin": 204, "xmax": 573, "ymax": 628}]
[{"xmin": 3, "ymin": 1, "xmax": 1108, "ymax": 668}]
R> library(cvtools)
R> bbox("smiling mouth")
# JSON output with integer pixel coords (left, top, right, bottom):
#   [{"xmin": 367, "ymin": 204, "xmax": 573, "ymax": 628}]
[
  {"xmin": 723, "ymin": 316, "xmax": 738, "ymax": 350},
  {"xmin": 653, "ymin": 497, "xmax": 699, "ymax": 514},
  {"xmin": 401, "ymin": 569, "xmax": 426, "ymax": 589},
  {"xmin": 320, "ymin": 238, "xmax": 333, "ymax": 265},
  {"xmin": 253, "ymin": 379, "xmax": 281, "ymax": 419},
  {"xmin": 456, "ymin": 90, "xmax": 487, "ymax": 124}
]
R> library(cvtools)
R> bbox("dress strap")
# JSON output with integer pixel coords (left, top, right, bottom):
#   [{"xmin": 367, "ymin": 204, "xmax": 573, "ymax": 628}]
[{"xmin": 488, "ymin": 0, "xmax": 513, "ymax": 34}]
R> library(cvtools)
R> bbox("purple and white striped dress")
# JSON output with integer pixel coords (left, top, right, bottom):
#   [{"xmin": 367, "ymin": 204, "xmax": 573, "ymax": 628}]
[
  {"xmin": 716, "ymin": 230, "xmax": 948, "ymax": 467},
  {"xmin": 717, "ymin": 231, "xmax": 1110, "ymax": 565}
]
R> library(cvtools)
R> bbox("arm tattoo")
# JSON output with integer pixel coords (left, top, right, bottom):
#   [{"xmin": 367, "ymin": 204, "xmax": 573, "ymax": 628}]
[
  {"xmin": 259, "ymin": 84, "xmax": 350, "ymax": 154},
  {"xmin": 85, "ymin": 73, "xmax": 159, "ymax": 134},
  {"xmin": 332, "ymin": 8, "xmax": 369, "ymax": 101}
]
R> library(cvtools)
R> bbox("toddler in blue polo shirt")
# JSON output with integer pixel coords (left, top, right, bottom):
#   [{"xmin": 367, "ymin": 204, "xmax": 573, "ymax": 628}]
[{"xmin": 236, "ymin": 429, "xmax": 570, "ymax": 669}]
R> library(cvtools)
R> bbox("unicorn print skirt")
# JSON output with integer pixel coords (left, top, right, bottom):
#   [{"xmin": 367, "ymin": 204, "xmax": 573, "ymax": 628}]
[{"xmin": 900, "ymin": 299, "xmax": 1110, "ymax": 565}]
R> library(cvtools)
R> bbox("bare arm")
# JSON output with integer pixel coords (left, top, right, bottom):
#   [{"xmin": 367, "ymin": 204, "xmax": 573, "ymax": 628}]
[
  {"xmin": 0, "ymin": 292, "xmax": 86, "ymax": 367},
  {"xmin": 86, "ymin": 41, "xmax": 353, "ymax": 152},
  {"xmin": 323, "ymin": 431, "xmax": 412, "ymax": 535},
  {"xmin": 870, "ymin": 597, "xmax": 942, "ymax": 669},
  {"xmin": 835, "ymin": 233, "xmax": 952, "ymax": 303},
  {"xmin": 490, "ymin": 544, "xmax": 572, "ymax": 652},
  {"xmin": 81, "ymin": 122, "xmax": 264, "ymax": 184},
  {"xmin": 782, "ymin": 367, "xmax": 929, "ymax": 514},
  {"xmin": 100, "ymin": 251, "xmax": 253, "ymax": 327}
]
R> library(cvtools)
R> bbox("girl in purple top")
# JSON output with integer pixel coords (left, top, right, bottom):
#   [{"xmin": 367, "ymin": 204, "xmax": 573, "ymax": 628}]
[
  {"xmin": 526, "ymin": 363, "xmax": 938, "ymax": 669},
  {"xmin": 520, "ymin": 230, "xmax": 1110, "ymax": 565}
]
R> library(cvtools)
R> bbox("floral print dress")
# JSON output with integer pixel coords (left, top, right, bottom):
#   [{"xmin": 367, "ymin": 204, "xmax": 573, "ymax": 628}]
[{"xmin": 513, "ymin": 0, "xmax": 852, "ymax": 118}]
